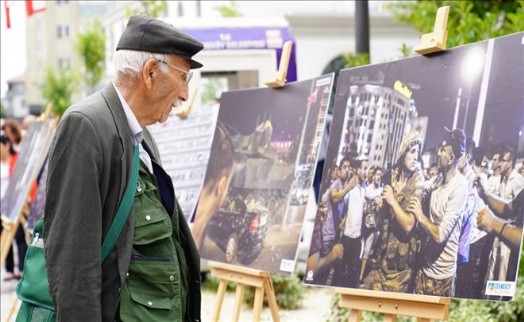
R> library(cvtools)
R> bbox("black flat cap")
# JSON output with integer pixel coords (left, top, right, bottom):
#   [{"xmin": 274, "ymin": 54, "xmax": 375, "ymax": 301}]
[{"xmin": 117, "ymin": 15, "xmax": 204, "ymax": 69}]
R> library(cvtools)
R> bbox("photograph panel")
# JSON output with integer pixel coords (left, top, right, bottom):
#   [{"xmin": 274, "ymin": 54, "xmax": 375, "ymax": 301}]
[
  {"xmin": 305, "ymin": 32, "xmax": 524, "ymax": 301},
  {"xmin": 195, "ymin": 75, "xmax": 334, "ymax": 273}
]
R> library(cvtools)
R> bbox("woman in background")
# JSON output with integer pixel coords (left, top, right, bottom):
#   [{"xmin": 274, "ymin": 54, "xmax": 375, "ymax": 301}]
[{"xmin": 0, "ymin": 131, "xmax": 28, "ymax": 281}]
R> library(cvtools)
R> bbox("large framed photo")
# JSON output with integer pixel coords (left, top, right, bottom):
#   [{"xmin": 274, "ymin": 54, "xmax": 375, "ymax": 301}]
[
  {"xmin": 304, "ymin": 32, "xmax": 524, "ymax": 301},
  {"xmin": 195, "ymin": 75, "xmax": 334, "ymax": 273}
]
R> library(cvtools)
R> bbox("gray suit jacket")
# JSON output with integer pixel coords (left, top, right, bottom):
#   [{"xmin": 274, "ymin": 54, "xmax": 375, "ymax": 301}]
[{"xmin": 44, "ymin": 84, "xmax": 201, "ymax": 321}]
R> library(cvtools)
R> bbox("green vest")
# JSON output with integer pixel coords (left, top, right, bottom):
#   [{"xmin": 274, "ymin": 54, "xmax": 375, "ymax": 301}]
[{"xmin": 119, "ymin": 162, "xmax": 189, "ymax": 322}]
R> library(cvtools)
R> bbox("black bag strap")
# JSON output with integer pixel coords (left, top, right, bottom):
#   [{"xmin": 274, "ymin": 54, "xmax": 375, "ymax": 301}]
[{"xmin": 101, "ymin": 145, "xmax": 139, "ymax": 262}]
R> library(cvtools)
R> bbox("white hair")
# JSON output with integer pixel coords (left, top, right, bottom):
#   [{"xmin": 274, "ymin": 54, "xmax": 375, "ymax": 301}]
[{"xmin": 113, "ymin": 50, "xmax": 169, "ymax": 79}]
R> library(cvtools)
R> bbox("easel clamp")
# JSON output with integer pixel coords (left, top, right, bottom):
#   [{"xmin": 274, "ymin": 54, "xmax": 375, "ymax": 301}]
[{"xmin": 414, "ymin": 6, "xmax": 450, "ymax": 55}]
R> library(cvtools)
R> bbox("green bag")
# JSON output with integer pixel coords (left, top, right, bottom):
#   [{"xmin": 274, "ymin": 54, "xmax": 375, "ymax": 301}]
[{"xmin": 16, "ymin": 146, "xmax": 139, "ymax": 322}]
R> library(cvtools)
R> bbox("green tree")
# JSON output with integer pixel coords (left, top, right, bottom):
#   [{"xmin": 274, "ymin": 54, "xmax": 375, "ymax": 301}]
[
  {"xmin": 125, "ymin": 0, "xmax": 167, "ymax": 19},
  {"xmin": 342, "ymin": 52, "xmax": 370, "ymax": 68},
  {"xmin": 0, "ymin": 101, "xmax": 5, "ymax": 118},
  {"xmin": 75, "ymin": 18, "xmax": 106, "ymax": 94},
  {"xmin": 214, "ymin": 1, "xmax": 242, "ymax": 17},
  {"xmin": 42, "ymin": 67, "xmax": 78, "ymax": 117},
  {"xmin": 387, "ymin": 0, "xmax": 524, "ymax": 49}
]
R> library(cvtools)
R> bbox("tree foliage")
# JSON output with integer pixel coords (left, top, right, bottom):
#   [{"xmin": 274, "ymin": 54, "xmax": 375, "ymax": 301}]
[
  {"xmin": 244, "ymin": 274, "xmax": 306, "ymax": 310},
  {"xmin": 214, "ymin": 1, "xmax": 242, "ymax": 17},
  {"xmin": 342, "ymin": 52, "xmax": 370, "ymax": 68},
  {"xmin": 75, "ymin": 18, "xmax": 106, "ymax": 93},
  {"xmin": 42, "ymin": 67, "xmax": 78, "ymax": 117},
  {"xmin": 387, "ymin": 0, "xmax": 524, "ymax": 49},
  {"xmin": 125, "ymin": 0, "xmax": 168, "ymax": 19}
]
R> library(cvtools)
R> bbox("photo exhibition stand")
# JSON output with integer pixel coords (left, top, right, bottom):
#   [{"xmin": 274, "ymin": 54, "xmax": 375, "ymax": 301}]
[
  {"xmin": 0, "ymin": 104, "xmax": 56, "ymax": 267},
  {"xmin": 0, "ymin": 203, "xmax": 30, "ymax": 268},
  {"xmin": 2, "ymin": 104, "xmax": 57, "ymax": 322},
  {"xmin": 208, "ymin": 261, "xmax": 281, "ymax": 322},
  {"xmin": 207, "ymin": 41, "xmax": 293, "ymax": 322},
  {"xmin": 336, "ymin": 6, "xmax": 451, "ymax": 322}
]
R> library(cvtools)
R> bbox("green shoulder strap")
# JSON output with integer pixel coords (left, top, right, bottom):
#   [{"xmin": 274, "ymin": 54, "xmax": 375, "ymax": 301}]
[{"xmin": 101, "ymin": 145, "xmax": 139, "ymax": 263}]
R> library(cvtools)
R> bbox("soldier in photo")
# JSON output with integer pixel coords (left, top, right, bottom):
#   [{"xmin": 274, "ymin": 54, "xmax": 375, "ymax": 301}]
[{"xmin": 363, "ymin": 131, "xmax": 425, "ymax": 293}]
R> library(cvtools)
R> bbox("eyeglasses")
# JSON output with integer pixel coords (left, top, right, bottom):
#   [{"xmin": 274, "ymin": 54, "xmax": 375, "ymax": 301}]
[{"xmin": 157, "ymin": 60, "xmax": 192, "ymax": 84}]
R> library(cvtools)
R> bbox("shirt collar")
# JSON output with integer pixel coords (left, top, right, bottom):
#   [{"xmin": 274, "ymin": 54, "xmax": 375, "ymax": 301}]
[{"xmin": 113, "ymin": 83, "xmax": 143, "ymax": 146}]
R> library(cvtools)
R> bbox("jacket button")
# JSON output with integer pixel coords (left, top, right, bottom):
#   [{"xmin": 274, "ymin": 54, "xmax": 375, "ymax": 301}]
[
  {"xmin": 169, "ymin": 275, "xmax": 175, "ymax": 282},
  {"xmin": 146, "ymin": 215, "xmax": 151, "ymax": 221},
  {"xmin": 147, "ymin": 301, "xmax": 153, "ymax": 306},
  {"xmin": 126, "ymin": 273, "xmax": 129, "ymax": 277}
]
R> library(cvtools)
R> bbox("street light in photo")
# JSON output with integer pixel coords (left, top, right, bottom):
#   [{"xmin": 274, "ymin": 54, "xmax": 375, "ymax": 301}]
[{"xmin": 460, "ymin": 48, "xmax": 485, "ymax": 130}]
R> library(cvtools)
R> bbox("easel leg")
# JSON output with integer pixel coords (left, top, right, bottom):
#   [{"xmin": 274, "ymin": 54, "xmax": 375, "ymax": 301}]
[
  {"xmin": 6, "ymin": 295, "xmax": 19, "ymax": 322},
  {"xmin": 0, "ymin": 221, "xmax": 18, "ymax": 267},
  {"xmin": 252, "ymin": 286, "xmax": 265, "ymax": 322},
  {"xmin": 212, "ymin": 280, "xmax": 227, "ymax": 322},
  {"xmin": 264, "ymin": 277, "xmax": 280, "ymax": 322},
  {"xmin": 19, "ymin": 214, "xmax": 30, "ymax": 244},
  {"xmin": 232, "ymin": 284, "xmax": 245, "ymax": 322},
  {"xmin": 348, "ymin": 309, "xmax": 362, "ymax": 322}
]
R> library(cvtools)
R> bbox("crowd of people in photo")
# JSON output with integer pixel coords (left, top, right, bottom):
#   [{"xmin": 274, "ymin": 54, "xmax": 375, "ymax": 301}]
[{"xmin": 308, "ymin": 127, "xmax": 524, "ymax": 299}]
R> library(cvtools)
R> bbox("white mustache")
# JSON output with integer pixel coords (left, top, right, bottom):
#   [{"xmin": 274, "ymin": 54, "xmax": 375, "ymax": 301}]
[{"xmin": 169, "ymin": 100, "xmax": 184, "ymax": 114}]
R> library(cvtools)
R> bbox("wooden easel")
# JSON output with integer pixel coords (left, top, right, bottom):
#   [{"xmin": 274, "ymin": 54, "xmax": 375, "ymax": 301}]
[
  {"xmin": 337, "ymin": 288, "xmax": 449, "ymax": 322},
  {"xmin": 2, "ymin": 105, "xmax": 56, "ymax": 322},
  {"xmin": 207, "ymin": 41, "xmax": 293, "ymax": 322},
  {"xmin": 334, "ymin": 6, "xmax": 452, "ymax": 322},
  {"xmin": 208, "ymin": 261, "xmax": 280, "ymax": 322},
  {"xmin": 0, "ymin": 203, "xmax": 30, "ymax": 267},
  {"xmin": 1, "ymin": 105, "xmax": 56, "ymax": 262}
]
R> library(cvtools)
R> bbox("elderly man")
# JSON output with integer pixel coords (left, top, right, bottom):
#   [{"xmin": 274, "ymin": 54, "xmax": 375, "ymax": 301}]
[{"xmin": 43, "ymin": 16, "xmax": 204, "ymax": 321}]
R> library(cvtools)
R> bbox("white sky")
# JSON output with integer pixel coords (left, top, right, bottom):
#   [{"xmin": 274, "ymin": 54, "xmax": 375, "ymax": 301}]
[{"xmin": 1, "ymin": 0, "xmax": 27, "ymax": 97}]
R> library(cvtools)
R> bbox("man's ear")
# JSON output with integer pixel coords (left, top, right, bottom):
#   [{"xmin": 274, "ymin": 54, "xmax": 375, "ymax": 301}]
[
  {"xmin": 142, "ymin": 59, "xmax": 157, "ymax": 90},
  {"xmin": 448, "ymin": 148, "xmax": 455, "ymax": 163}
]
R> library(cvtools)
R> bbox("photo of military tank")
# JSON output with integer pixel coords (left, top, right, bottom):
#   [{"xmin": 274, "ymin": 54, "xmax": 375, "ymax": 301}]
[{"xmin": 196, "ymin": 74, "xmax": 334, "ymax": 273}]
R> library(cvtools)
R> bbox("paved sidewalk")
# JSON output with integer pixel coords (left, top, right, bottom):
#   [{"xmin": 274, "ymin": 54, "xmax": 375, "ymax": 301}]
[
  {"xmin": 1, "ymin": 269, "xmax": 20, "ymax": 322},
  {"xmin": 2, "ymin": 268, "xmax": 335, "ymax": 322}
]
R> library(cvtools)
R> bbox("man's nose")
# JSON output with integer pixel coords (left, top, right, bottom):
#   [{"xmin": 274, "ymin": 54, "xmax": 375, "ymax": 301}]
[{"xmin": 179, "ymin": 83, "xmax": 189, "ymax": 102}]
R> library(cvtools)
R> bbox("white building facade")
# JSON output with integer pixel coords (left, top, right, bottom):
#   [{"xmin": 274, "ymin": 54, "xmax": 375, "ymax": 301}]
[{"xmin": 100, "ymin": 1, "xmax": 421, "ymax": 82}]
